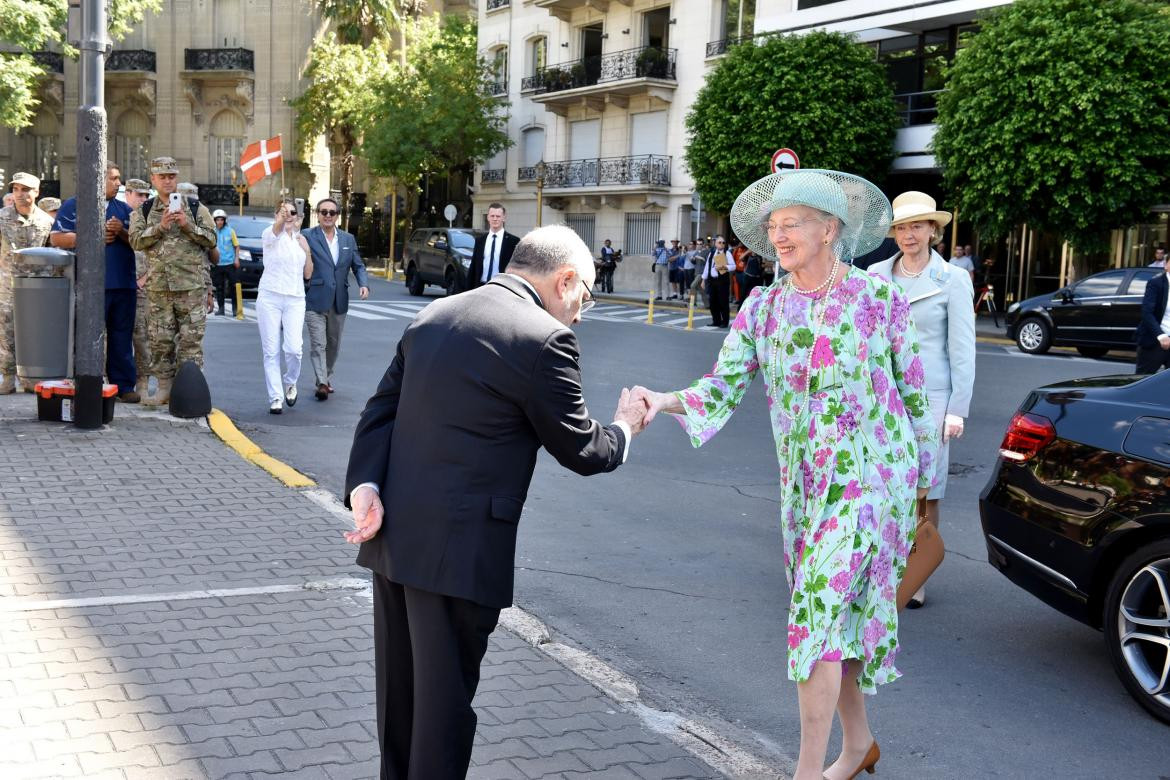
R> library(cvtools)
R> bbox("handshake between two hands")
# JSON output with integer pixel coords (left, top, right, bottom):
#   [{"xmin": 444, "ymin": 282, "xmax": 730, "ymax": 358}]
[{"xmin": 612, "ymin": 386, "xmax": 677, "ymax": 436}]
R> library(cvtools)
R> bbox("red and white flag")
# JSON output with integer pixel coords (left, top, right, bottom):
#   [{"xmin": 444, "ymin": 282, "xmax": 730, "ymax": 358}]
[{"xmin": 238, "ymin": 135, "xmax": 283, "ymax": 186}]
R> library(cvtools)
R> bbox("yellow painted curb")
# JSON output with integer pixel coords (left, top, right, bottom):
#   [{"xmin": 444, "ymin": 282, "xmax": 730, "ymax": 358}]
[{"xmin": 207, "ymin": 409, "xmax": 317, "ymax": 488}]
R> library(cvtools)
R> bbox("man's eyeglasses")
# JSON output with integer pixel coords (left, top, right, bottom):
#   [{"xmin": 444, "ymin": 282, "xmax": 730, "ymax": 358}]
[
  {"xmin": 578, "ymin": 277, "xmax": 595, "ymax": 314},
  {"xmin": 317, "ymin": 209, "xmax": 339, "ymax": 217}
]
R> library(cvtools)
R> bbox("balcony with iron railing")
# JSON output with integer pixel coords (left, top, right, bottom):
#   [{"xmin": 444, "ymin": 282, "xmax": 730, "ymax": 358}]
[
  {"xmin": 706, "ymin": 34, "xmax": 754, "ymax": 58},
  {"xmin": 31, "ymin": 51, "xmax": 64, "ymax": 74},
  {"xmin": 486, "ymin": 0, "xmax": 510, "ymax": 9},
  {"xmin": 895, "ymin": 89, "xmax": 943, "ymax": 127},
  {"xmin": 488, "ymin": 80, "xmax": 507, "ymax": 97},
  {"xmin": 194, "ymin": 184, "xmax": 245, "ymax": 206},
  {"xmin": 106, "ymin": 50, "xmax": 156, "ymax": 72},
  {"xmin": 521, "ymin": 46, "xmax": 677, "ymax": 115},
  {"xmin": 517, "ymin": 155, "xmax": 671, "ymax": 190},
  {"xmin": 184, "ymin": 48, "xmax": 254, "ymax": 72},
  {"xmin": 480, "ymin": 168, "xmax": 506, "ymax": 185}
]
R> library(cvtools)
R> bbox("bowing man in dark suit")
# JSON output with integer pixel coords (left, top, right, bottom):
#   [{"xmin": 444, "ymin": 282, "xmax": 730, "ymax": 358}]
[
  {"xmin": 465, "ymin": 201, "xmax": 519, "ymax": 290},
  {"xmin": 344, "ymin": 225, "xmax": 647, "ymax": 779},
  {"xmin": 303, "ymin": 198, "xmax": 369, "ymax": 400},
  {"xmin": 1136, "ymin": 264, "xmax": 1170, "ymax": 374}
]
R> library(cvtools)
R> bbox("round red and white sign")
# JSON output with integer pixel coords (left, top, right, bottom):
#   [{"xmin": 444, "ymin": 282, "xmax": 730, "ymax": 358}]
[{"xmin": 770, "ymin": 148, "xmax": 800, "ymax": 173}]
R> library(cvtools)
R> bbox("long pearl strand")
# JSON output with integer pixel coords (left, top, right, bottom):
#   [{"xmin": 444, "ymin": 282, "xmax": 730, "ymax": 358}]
[{"xmin": 769, "ymin": 260, "xmax": 841, "ymax": 421}]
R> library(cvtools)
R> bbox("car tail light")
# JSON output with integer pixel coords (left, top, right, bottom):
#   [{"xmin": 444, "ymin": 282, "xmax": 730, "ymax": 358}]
[{"xmin": 999, "ymin": 412, "xmax": 1056, "ymax": 462}]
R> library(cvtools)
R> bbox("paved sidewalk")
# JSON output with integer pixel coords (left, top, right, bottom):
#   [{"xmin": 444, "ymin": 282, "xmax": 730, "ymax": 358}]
[{"xmin": 0, "ymin": 397, "xmax": 722, "ymax": 780}]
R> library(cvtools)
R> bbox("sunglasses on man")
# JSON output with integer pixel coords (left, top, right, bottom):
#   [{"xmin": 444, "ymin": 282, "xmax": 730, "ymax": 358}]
[{"xmin": 318, "ymin": 208, "xmax": 339, "ymax": 217}]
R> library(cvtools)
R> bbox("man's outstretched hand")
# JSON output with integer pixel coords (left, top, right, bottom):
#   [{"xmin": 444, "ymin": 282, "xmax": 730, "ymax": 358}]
[
  {"xmin": 613, "ymin": 387, "xmax": 650, "ymax": 435},
  {"xmin": 345, "ymin": 485, "xmax": 384, "ymax": 544},
  {"xmin": 630, "ymin": 386, "xmax": 682, "ymax": 426}
]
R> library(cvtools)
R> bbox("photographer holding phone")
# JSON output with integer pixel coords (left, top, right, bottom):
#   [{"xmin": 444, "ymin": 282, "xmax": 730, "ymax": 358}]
[
  {"xmin": 257, "ymin": 200, "xmax": 313, "ymax": 414},
  {"xmin": 129, "ymin": 156, "xmax": 217, "ymax": 408}
]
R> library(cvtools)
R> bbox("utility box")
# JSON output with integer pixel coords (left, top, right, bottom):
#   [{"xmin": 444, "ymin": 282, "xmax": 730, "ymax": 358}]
[{"xmin": 12, "ymin": 247, "xmax": 74, "ymax": 381}]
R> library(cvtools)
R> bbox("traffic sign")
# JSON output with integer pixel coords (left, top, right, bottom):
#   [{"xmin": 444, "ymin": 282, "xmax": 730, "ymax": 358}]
[
  {"xmin": 443, "ymin": 203, "xmax": 458, "ymax": 225},
  {"xmin": 771, "ymin": 148, "xmax": 800, "ymax": 173}
]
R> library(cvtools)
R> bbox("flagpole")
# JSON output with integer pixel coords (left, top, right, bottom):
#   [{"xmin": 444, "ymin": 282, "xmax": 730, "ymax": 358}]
[{"xmin": 279, "ymin": 133, "xmax": 285, "ymax": 198}]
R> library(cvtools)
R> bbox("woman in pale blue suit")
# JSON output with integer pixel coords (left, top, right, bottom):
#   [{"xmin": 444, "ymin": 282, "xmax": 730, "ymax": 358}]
[{"xmin": 868, "ymin": 192, "xmax": 976, "ymax": 608}]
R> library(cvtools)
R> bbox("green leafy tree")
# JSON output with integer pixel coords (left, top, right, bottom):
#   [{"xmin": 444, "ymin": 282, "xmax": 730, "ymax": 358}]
[
  {"xmin": 685, "ymin": 31, "xmax": 899, "ymax": 215},
  {"xmin": 0, "ymin": 0, "xmax": 161, "ymax": 129},
  {"xmin": 291, "ymin": 40, "xmax": 389, "ymax": 228},
  {"xmin": 362, "ymin": 15, "xmax": 511, "ymax": 216},
  {"xmin": 933, "ymin": 0, "xmax": 1170, "ymax": 251}
]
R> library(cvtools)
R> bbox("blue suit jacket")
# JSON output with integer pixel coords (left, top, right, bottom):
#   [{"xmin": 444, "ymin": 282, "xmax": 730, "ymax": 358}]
[
  {"xmin": 1137, "ymin": 271, "xmax": 1169, "ymax": 348},
  {"xmin": 304, "ymin": 226, "xmax": 369, "ymax": 314}
]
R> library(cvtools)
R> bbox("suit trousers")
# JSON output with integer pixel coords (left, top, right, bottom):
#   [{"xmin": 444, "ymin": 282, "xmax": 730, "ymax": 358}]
[
  {"xmin": 706, "ymin": 273, "xmax": 731, "ymax": 327},
  {"xmin": 1135, "ymin": 343, "xmax": 1170, "ymax": 374},
  {"xmin": 372, "ymin": 575, "xmax": 500, "ymax": 780},
  {"xmin": 305, "ymin": 309, "xmax": 346, "ymax": 386},
  {"xmin": 255, "ymin": 290, "xmax": 304, "ymax": 403}
]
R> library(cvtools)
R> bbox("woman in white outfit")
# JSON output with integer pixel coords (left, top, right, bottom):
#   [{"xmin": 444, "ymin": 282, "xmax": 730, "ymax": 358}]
[
  {"xmin": 868, "ymin": 192, "xmax": 976, "ymax": 608},
  {"xmin": 257, "ymin": 201, "xmax": 312, "ymax": 414}
]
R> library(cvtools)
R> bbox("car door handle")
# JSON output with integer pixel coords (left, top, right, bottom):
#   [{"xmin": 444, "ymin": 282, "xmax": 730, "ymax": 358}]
[{"xmin": 1101, "ymin": 302, "xmax": 1112, "ymax": 306}]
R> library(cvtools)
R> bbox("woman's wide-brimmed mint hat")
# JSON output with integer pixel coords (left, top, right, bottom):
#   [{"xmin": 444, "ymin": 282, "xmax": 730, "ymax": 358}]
[{"xmin": 729, "ymin": 169, "xmax": 892, "ymax": 262}]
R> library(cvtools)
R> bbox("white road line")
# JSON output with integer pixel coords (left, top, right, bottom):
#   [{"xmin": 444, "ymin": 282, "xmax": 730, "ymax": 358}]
[
  {"xmin": 657, "ymin": 316, "xmax": 693, "ymax": 327},
  {"xmin": 500, "ymin": 606, "xmax": 787, "ymax": 779},
  {"xmin": 0, "ymin": 577, "xmax": 369, "ymax": 612},
  {"xmin": 349, "ymin": 303, "xmax": 421, "ymax": 319}
]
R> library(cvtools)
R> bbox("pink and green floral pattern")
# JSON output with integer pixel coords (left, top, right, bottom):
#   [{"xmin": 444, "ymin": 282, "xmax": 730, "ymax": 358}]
[{"xmin": 672, "ymin": 267, "xmax": 937, "ymax": 693}]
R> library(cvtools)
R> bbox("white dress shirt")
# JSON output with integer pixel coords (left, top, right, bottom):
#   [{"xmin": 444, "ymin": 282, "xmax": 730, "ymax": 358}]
[
  {"xmin": 259, "ymin": 227, "xmax": 307, "ymax": 297},
  {"xmin": 324, "ymin": 228, "xmax": 339, "ymax": 264},
  {"xmin": 481, "ymin": 229, "xmax": 505, "ymax": 283}
]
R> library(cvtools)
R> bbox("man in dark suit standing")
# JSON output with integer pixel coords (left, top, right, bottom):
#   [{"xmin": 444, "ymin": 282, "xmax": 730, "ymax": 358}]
[
  {"xmin": 465, "ymin": 201, "xmax": 519, "ymax": 289},
  {"xmin": 1136, "ymin": 263, "xmax": 1170, "ymax": 374},
  {"xmin": 303, "ymin": 198, "xmax": 369, "ymax": 400},
  {"xmin": 344, "ymin": 225, "xmax": 646, "ymax": 779}
]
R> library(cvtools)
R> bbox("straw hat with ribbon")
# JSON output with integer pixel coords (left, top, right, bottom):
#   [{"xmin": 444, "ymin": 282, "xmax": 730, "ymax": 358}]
[{"xmin": 888, "ymin": 191, "xmax": 951, "ymax": 235}]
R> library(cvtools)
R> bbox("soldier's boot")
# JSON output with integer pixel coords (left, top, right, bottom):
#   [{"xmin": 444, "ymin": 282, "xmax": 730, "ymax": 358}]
[
  {"xmin": 142, "ymin": 377, "xmax": 169, "ymax": 407},
  {"xmin": 0, "ymin": 375, "xmax": 15, "ymax": 395},
  {"xmin": 153, "ymin": 377, "xmax": 172, "ymax": 406},
  {"xmin": 19, "ymin": 378, "xmax": 35, "ymax": 393}
]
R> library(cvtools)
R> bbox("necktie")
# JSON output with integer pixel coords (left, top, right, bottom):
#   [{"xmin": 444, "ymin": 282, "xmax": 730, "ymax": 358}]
[{"xmin": 487, "ymin": 234, "xmax": 497, "ymax": 281}]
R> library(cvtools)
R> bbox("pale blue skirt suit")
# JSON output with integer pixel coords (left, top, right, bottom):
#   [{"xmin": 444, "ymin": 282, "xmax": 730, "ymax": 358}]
[{"xmin": 868, "ymin": 250, "xmax": 976, "ymax": 500}]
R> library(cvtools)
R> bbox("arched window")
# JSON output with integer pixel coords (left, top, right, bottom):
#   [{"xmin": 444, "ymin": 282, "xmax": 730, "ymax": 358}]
[
  {"xmin": 209, "ymin": 109, "xmax": 245, "ymax": 184},
  {"xmin": 522, "ymin": 127, "xmax": 545, "ymax": 167},
  {"xmin": 31, "ymin": 110, "xmax": 59, "ymax": 183},
  {"xmin": 114, "ymin": 109, "xmax": 151, "ymax": 181}
]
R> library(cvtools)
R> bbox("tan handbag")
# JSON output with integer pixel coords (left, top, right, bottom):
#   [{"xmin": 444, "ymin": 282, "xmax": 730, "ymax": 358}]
[{"xmin": 897, "ymin": 519, "xmax": 944, "ymax": 611}]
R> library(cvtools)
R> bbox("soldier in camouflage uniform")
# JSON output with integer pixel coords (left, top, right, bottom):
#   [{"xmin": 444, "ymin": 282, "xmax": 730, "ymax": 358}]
[
  {"xmin": 0, "ymin": 172, "xmax": 57, "ymax": 394},
  {"xmin": 123, "ymin": 179, "xmax": 153, "ymax": 391},
  {"xmin": 128, "ymin": 157, "xmax": 215, "ymax": 407}
]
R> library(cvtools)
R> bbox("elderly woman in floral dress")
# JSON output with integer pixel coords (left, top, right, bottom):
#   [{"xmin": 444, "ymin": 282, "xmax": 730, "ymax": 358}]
[{"xmin": 634, "ymin": 171, "xmax": 937, "ymax": 780}]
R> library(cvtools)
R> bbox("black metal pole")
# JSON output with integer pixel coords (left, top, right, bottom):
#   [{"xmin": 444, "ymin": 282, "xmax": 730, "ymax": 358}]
[{"xmin": 74, "ymin": 0, "xmax": 109, "ymax": 429}]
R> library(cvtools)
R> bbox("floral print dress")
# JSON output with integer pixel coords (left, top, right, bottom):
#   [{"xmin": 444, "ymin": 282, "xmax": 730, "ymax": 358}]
[{"xmin": 672, "ymin": 267, "xmax": 938, "ymax": 693}]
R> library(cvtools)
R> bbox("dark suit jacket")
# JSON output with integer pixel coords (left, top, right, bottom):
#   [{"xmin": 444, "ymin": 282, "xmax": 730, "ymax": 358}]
[
  {"xmin": 345, "ymin": 274, "xmax": 626, "ymax": 608},
  {"xmin": 1137, "ymin": 271, "xmax": 1169, "ymax": 348},
  {"xmin": 466, "ymin": 230, "xmax": 519, "ymax": 290},
  {"xmin": 304, "ymin": 226, "xmax": 369, "ymax": 314}
]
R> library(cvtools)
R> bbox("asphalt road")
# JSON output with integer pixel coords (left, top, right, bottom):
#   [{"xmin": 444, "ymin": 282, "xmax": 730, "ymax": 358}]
[{"xmin": 203, "ymin": 275, "xmax": 1168, "ymax": 779}]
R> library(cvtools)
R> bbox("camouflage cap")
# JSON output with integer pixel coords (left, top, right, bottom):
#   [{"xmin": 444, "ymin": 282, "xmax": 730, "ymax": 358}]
[
  {"xmin": 9, "ymin": 172, "xmax": 40, "ymax": 190},
  {"xmin": 150, "ymin": 156, "xmax": 179, "ymax": 175},
  {"xmin": 125, "ymin": 178, "xmax": 151, "ymax": 194},
  {"xmin": 36, "ymin": 197, "xmax": 61, "ymax": 212},
  {"xmin": 177, "ymin": 182, "xmax": 199, "ymax": 197}
]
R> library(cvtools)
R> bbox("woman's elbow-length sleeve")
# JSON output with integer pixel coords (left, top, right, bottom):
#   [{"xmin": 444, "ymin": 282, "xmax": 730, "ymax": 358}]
[
  {"xmin": 946, "ymin": 272, "xmax": 977, "ymax": 418},
  {"xmin": 887, "ymin": 288, "xmax": 938, "ymax": 488},
  {"xmin": 671, "ymin": 291, "xmax": 763, "ymax": 448}
]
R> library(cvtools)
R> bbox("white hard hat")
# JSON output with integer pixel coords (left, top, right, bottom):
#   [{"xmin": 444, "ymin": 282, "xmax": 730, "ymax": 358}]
[{"xmin": 212, "ymin": 209, "xmax": 227, "ymax": 219}]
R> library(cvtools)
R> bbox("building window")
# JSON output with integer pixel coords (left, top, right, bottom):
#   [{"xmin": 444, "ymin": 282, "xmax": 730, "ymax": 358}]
[
  {"xmin": 529, "ymin": 37, "xmax": 547, "ymax": 75},
  {"xmin": 209, "ymin": 109, "xmax": 245, "ymax": 184},
  {"xmin": 878, "ymin": 25, "xmax": 971, "ymax": 126},
  {"xmin": 492, "ymin": 47, "xmax": 508, "ymax": 94},
  {"xmin": 718, "ymin": 0, "xmax": 755, "ymax": 41},
  {"xmin": 564, "ymin": 213, "xmax": 596, "ymax": 250},
  {"xmin": 624, "ymin": 212, "xmax": 660, "ymax": 256},
  {"xmin": 523, "ymin": 127, "xmax": 545, "ymax": 166},
  {"xmin": 30, "ymin": 110, "xmax": 59, "ymax": 183},
  {"xmin": 212, "ymin": 0, "xmax": 244, "ymax": 47},
  {"xmin": 114, "ymin": 109, "xmax": 151, "ymax": 181}
]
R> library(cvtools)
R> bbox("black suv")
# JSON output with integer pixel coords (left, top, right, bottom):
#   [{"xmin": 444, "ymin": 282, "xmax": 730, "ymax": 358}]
[
  {"xmin": 979, "ymin": 369, "xmax": 1170, "ymax": 723},
  {"xmin": 226, "ymin": 215, "xmax": 274, "ymax": 293},
  {"xmin": 1005, "ymin": 266, "xmax": 1159, "ymax": 356},
  {"xmin": 402, "ymin": 228, "xmax": 484, "ymax": 296}
]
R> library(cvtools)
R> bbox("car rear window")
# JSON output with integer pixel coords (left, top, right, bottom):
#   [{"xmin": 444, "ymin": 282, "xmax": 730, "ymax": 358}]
[
  {"xmin": 1123, "ymin": 268, "xmax": 1159, "ymax": 297},
  {"xmin": 1074, "ymin": 271, "xmax": 1125, "ymax": 298},
  {"xmin": 448, "ymin": 230, "xmax": 476, "ymax": 250}
]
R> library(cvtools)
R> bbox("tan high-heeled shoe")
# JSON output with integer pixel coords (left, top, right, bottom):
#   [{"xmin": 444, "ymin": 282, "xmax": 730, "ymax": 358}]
[{"xmin": 844, "ymin": 741, "xmax": 880, "ymax": 778}]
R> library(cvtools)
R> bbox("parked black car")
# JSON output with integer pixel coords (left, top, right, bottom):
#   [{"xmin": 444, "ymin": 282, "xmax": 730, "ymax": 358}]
[
  {"xmin": 402, "ymin": 228, "xmax": 485, "ymax": 296},
  {"xmin": 1005, "ymin": 266, "xmax": 1160, "ymax": 356},
  {"xmin": 979, "ymin": 369, "xmax": 1170, "ymax": 723},
  {"xmin": 226, "ymin": 215, "xmax": 274, "ymax": 293}
]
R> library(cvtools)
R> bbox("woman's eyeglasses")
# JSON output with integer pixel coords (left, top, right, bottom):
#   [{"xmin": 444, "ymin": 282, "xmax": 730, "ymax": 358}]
[{"xmin": 318, "ymin": 209, "xmax": 339, "ymax": 217}]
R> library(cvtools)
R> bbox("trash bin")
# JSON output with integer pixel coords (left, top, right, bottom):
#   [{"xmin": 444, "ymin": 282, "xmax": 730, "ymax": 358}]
[{"xmin": 12, "ymin": 247, "xmax": 74, "ymax": 381}]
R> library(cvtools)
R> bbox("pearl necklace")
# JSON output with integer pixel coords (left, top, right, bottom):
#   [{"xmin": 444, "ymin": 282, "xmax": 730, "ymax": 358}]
[
  {"xmin": 788, "ymin": 263, "xmax": 838, "ymax": 295},
  {"xmin": 898, "ymin": 255, "xmax": 928, "ymax": 278},
  {"xmin": 768, "ymin": 261, "xmax": 841, "ymax": 421}
]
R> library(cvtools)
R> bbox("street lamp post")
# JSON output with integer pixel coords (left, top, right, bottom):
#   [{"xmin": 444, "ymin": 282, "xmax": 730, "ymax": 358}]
[
  {"xmin": 535, "ymin": 159, "xmax": 547, "ymax": 227},
  {"xmin": 230, "ymin": 168, "xmax": 248, "ymax": 216}
]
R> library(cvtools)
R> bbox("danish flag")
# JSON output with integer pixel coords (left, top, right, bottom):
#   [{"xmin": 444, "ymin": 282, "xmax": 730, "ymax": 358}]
[{"xmin": 238, "ymin": 135, "xmax": 283, "ymax": 186}]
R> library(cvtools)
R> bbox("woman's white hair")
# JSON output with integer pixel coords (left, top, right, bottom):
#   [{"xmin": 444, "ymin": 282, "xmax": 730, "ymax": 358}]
[{"xmin": 508, "ymin": 225, "xmax": 593, "ymax": 277}]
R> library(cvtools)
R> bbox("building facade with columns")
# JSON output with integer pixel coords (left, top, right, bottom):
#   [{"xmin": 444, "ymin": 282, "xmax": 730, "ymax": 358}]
[{"xmin": 2, "ymin": 0, "xmax": 331, "ymax": 211}]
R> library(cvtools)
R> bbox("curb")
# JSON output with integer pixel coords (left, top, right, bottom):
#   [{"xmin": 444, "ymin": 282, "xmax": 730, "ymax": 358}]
[{"xmin": 207, "ymin": 408, "xmax": 316, "ymax": 488}]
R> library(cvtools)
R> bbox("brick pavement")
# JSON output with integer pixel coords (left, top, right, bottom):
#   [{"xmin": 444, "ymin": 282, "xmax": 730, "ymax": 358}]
[{"xmin": 0, "ymin": 397, "xmax": 724, "ymax": 779}]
